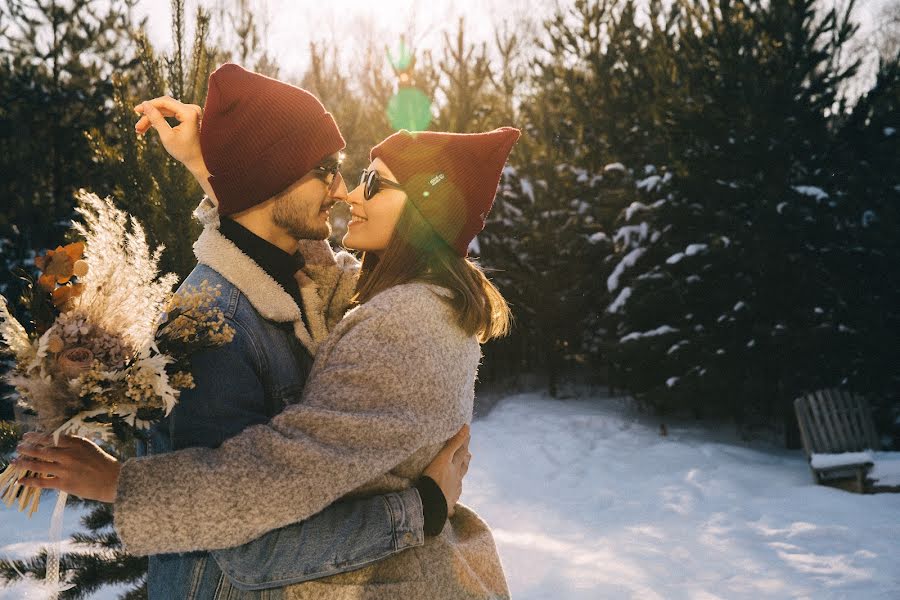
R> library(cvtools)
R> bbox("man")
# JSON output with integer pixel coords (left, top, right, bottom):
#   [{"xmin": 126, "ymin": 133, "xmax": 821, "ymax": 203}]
[{"xmin": 19, "ymin": 63, "xmax": 469, "ymax": 599}]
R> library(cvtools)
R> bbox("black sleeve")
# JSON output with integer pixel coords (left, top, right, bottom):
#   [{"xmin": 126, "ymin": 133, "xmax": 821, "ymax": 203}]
[{"xmin": 414, "ymin": 475, "xmax": 449, "ymax": 536}]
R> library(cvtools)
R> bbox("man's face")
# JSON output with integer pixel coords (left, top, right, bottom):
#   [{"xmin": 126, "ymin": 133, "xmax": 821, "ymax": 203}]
[{"xmin": 271, "ymin": 153, "xmax": 347, "ymax": 240}]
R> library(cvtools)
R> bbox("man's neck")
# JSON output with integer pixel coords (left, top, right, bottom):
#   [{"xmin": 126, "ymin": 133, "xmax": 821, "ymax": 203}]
[{"xmin": 229, "ymin": 209, "xmax": 297, "ymax": 254}]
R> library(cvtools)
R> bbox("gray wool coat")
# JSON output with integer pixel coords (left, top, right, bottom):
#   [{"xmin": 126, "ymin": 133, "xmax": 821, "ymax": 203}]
[{"xmin": 113, "ymin": 208, "xmax": 510, "ymax": 599}]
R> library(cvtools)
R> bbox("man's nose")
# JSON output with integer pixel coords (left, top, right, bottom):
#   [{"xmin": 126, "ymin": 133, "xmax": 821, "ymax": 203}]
[{"xmin": 330, "ymin": 172, "xmax": 349, "ymax": 202}]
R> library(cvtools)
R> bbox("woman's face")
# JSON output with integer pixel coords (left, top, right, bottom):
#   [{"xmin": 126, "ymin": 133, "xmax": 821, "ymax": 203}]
[{"xmin": 343, "ymin": 158, "xmax": 406, "ymax": 254}]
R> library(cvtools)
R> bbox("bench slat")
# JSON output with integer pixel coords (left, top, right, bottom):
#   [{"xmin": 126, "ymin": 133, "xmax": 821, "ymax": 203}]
[
  {"xmin": 814, "ymin": 390, "xmax": 841, "ymax": 452},
  {"xmin": 825, "ymin": 389, "xmax": 853, "ymax": 450},
  {"xmin": 799, "ymin": 393, "xmax": 825, "ymax": 453}
]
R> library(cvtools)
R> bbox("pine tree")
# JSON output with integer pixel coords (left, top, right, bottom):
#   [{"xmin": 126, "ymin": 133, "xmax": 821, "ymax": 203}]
[
  {"xmin": 1, "ymin": 4, "xmax": 220, "ymax": 596},
  {"xmin": 602, "ymin": 0, "xmax": 869, "ymax": 441},
  {"xmin": 827, "ymin": 52, "xmax": 900, "ymax": 437},
  {"xmin": 0, "ymin": 0, "xmax": 140, "ymax": 331},
  {"xmin": 88, "ymin": 0, "xmax": 215, "ymax": 278}
]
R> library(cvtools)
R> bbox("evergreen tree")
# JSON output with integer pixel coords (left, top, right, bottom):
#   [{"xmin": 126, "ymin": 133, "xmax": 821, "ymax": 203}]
[
  {"xmin": 1, "ymin": 4, "xmax": 219, "ymax": 596},
  {"xmin": 0, "ymin": 0, "xmax": 140, "ymax": 325},
  {"xmin": 88, "ymin": 0, "xmax": 215, "ymax": 278},
  {"xmin": 827, "ymin": 52, "xmax": 900, "ymax": 437},
  {"xmin": 602, "ymin": 0, "xmax": 872, "ymax": 441}
]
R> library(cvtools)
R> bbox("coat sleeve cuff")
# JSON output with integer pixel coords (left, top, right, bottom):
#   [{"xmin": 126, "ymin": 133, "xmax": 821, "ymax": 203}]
[{"xmin": 385, "ymin": 487, "xmax": 426, "ymax": 550}]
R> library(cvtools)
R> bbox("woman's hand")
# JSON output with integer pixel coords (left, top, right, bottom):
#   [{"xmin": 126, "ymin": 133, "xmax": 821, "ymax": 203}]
[
  {"xmin": 12, "ymin": 433, "xmax": 121, "ymax": 503},
  {"xmin": 423, "ymin": 424, "xmax": 472, "ymax": 517}
]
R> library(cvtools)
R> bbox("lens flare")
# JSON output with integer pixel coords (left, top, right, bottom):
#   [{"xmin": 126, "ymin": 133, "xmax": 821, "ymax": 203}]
[{"xmin": 387, "ymin": 87, "xmax": 432, "ymax": 131}]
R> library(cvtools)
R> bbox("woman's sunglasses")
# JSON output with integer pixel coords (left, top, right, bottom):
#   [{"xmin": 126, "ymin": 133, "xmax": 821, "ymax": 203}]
[
  {"xmin": 359, "ymin": 168, "xmax": 405, "ymax": 201},
  {"xmin": 313, "ymin": 159, "xmax": 344, "ymax": 196}
]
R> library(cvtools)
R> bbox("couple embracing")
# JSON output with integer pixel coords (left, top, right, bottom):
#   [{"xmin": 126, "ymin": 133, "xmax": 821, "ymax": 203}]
[{"xmin": 14, "ymin": 62, "xmax": 518, "ymax": 599}]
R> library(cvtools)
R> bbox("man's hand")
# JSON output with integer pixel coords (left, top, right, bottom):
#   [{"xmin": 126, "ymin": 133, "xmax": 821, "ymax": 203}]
[
  {"xmin": 12, "ymin": 433, "xmax": 121, "ymax": 503},
  {"xmin": 134, "ymin": 96, "xmax": 217, "ymax": 201},
  {"xmin": 135, "ymin": 96, "xmax": 204, "ymax": 171},
  {"xmin": 423, "ymin": 424, "xmax": 471, "ymax": 517}
]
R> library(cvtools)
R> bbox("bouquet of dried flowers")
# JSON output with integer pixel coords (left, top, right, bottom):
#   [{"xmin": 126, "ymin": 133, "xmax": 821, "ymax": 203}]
[{"xmin": 0, "ymin": 191, "xmax": 233, "ymax": 515}]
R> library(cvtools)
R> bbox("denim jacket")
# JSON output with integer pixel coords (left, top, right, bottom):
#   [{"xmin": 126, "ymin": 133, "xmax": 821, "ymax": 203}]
[{"xmin": 142, "ymin": 253, "xmax": 424, "ymax": 599}]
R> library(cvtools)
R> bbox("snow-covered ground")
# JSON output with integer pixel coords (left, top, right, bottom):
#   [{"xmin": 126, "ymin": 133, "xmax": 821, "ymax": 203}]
[{"xmin": 2, "ymin": 391, "xmax": 899, "ymax": 599}]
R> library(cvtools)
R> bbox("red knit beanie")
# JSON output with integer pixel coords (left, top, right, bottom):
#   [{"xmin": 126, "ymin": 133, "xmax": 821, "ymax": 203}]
[
  {"xmin": 200, "ymin": 63, "xmax": 346, "ymax": 216},
  {"xmin": 369, "ymin": 127, "xmax": 521, "ymax": 256}
]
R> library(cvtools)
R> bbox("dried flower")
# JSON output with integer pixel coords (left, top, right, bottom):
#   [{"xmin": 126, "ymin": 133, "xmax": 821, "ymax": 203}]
[
  {"xmin": 58, "ymin": 347, "xmax": 94, "ymax": 378},
  {"xmin": 51, "ymin": 283, "xmax": 85, "ymax": 311},
  {"xmin": 0, "ymin": 192, "xmax": 233, "ymax": 516},
  {"xmin": 170, "ymin": 371, "xmax": 195, "ymax": 390},
  {"xmin": 35, "ymin": 242, "xmax": 85, "ymax": 291},
  {"xmin": 47, "ymin": 335, "xmax": 65, "ymax": 354},
  {"xmin": 72, "ymin": 260, "xmax": 89, "ymax": 278}
]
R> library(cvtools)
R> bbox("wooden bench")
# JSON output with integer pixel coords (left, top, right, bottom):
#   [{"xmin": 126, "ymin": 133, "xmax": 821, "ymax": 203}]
[{"xmin": 793, "ymin": 389, "xmax": 889, "ymax": 493}]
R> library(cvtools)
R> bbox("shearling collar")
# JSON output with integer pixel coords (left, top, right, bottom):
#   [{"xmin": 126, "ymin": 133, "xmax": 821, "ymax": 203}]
[{"xmin": 192, "ymin": 197, "xmax": 329, "ymax": 356}]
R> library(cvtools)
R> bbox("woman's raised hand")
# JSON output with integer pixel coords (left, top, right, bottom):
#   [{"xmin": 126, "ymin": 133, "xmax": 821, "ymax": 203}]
[
  {"xmin": 134, "ymin": 96, "xmax": 206, "ymax": 176},
  {"xmin": 12, "ymin": 433, "xmax": 121, "ymax": 503}
]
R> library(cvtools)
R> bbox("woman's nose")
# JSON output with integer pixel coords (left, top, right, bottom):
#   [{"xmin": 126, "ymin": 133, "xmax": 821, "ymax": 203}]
[{"xmin": 345, "ymin": 182, "xmax": 364, "ymax": 206}]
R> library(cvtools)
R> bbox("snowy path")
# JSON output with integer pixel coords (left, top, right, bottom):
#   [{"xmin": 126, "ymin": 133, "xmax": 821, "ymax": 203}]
[{"xmin": 2, "ymin": 392, "xmax": 899, "ymax": 599}]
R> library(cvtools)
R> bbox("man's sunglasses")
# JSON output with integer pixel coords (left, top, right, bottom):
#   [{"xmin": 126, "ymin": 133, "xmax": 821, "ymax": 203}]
[
  {"xmin": 359, "ymin": 168, "xmax": 405, "ymax": 201},
  {"xmin": 313, "ymin": 159, "xmax": 344, "ymax": 196}
]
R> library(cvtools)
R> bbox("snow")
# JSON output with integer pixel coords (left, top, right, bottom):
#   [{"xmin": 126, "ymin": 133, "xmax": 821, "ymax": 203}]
[
  {"xmin": 636, "ymin": 175, "xmax": 661, "ymax": 192},
  {"xmin": 607, "ymin": 287, "xmax": 632, "ymax": 314},
  {"xmin": 665, "ymin": 376, "xmax": 679, "ymax": 388},
  {"xmin": 519, "ymin": 178, "xmax": 535, "ymax": 202},
  {"xmin": 861, "ymin": 210, "xmax": 876, "ymax": 228},
  {"xmin": 792, "ymin": 185, "xmax": 829, "ymax": 202},
  {"xmin": 588, "ymin": 232, "xmax": 608, "ymax": 244},
  {"xmin": 624, "ymin": 201, "xmax": 650, "ymax": 221},
  {"xmin": 620, "ymin": 325, "xmax": 678, "ymax": 343},
  {"xmin": 734, "ymin": 301, "xmax": 747, "ymax": 311},
  {"xmin": 607, "ymin": 247, "xmax": 646, "ymax": 292},
  {"xmin": 870, "ymin": 454, "xmax": 900, "ymax": 487},
  {"xmin": 0, "ymin": 497, "xmax": 129, "ymax": 599},
  {"xmin": 614, "ymin": 222, "xmax": 650, "ymax": 248},
  {"xmin": 776, "ymin": 201, "xmax": 788, "ymax": 214},
  {"xmin": 603, "ymin": 162, "xmax": 626, "ymax": 174},
  {"xmin": 884, "ymin": 127, "xmax": 896, "ymax": 137},
  {"xmin": 668, "ymin": 244, "xmax": 707, "ymax": 265},
  {"xmin": 685, "ymin": 243, "xmax": 707, "ymax": 256},
  {"xmin": 810, "ymin": 451, "xmax": 874, "ymax": 469},
  {"xmin": 3, "ymin": 393, "xmax": 900, "ymax": 599},
  {"xmin": 667, "ymin": 341, "xmax": 687, "ymax": 355},
  {"xmin": 465, "ymin": 393, "xmax": 900, "ymax": 600},
  {"xmin": 809, "ymin": 452, "xmax": 900, "ymax": 487},
  {"xmin": 634, "ymin": 173, "xmax": 669, "ymax": 194}
]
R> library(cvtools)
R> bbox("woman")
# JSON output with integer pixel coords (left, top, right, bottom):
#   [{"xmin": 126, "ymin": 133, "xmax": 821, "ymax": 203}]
[{"xmin": 16, "ymin": 126, "xmax": 519, "ymax": 599}]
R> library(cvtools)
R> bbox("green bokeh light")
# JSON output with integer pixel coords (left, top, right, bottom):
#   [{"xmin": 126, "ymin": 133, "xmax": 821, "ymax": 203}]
[
  {"xmin": 388, "ymin": 40, "xmax": 413, "ymax": 71},
  {"xmin": 387, "ymin": 87, "xmax": 432, "ymax": 132}
]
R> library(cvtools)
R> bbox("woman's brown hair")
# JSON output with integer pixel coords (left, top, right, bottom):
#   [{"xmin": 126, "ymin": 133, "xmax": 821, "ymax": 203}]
[{"xmin": 352, "ymin": 201, "xmax": 511, "ymax": 343}]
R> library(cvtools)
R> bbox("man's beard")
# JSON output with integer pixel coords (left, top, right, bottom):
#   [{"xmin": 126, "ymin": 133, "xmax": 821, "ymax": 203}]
[{"xmin": 272, "ymin": 194, "xmax": 332, "ymax": 240}]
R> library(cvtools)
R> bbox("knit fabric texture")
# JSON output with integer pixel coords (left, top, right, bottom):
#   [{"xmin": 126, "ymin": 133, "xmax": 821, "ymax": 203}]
[
  {"xmin": 200, "ymin": 63, "xmax": 346, "ymax": 216},
  {"xmin": 113, "ymin": 281, "xmax": 509, "ymax": 599},
  {"xmin": 370, "ymin": 127, "xmax": 520, "ymax": 256}
]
